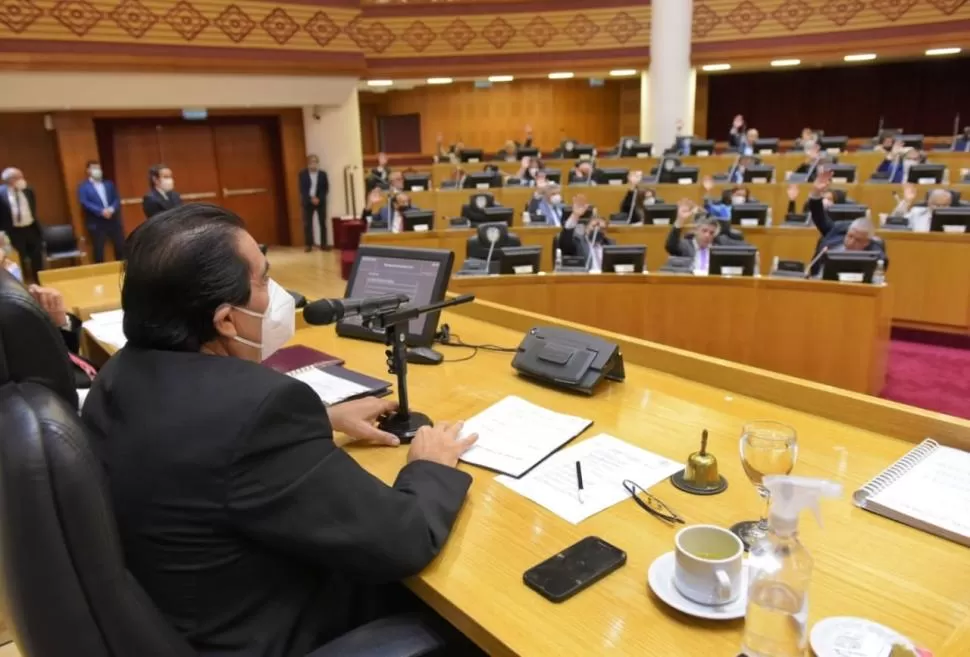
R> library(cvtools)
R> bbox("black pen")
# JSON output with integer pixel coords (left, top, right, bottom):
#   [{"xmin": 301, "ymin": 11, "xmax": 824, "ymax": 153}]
[{"xmin": 575, "ymin": 460, "xmax": 585, "ymax": 504}]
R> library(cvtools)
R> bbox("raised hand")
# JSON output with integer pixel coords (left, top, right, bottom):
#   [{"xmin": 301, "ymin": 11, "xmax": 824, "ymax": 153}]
[
  {"xmin": 675, "ymin": 198, "xmax": 695, "ymax": 228},
  {"xmin": 367, "ymin": 188, "xmax": 384, "ymax": 206},
  {"xmin": 701, "ymin": 175, "xmax": 714, "ymax": 192},
  {"xmin": 902, "ymin": 183, "xmax": 917, "ymax": 204},
  {"xmin": 813, "ymin": 169, "xmax": 833, "ymax": 193},
  {"xmin": 787, "ymin": 184, "xmax": 799, "ymax": 202},
  {"xmin": 628, "ymin": 170, "xmax": 643, "ymax": 185},
  {"xmin": 732, "ymin": 114, "xmax": 744, "ymax": 130}
]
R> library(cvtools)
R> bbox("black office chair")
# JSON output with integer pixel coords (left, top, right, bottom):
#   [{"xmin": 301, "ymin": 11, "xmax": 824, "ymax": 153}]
[
  {"xmin": 465, "ymin": 223, "xmax": 521, "ymax": 260},
  {"xmin": 0, "ymin": 269, "xmax": 78, "ymax": 407},
  {"xmin": 0, "ymin": 382, "xmax": 447, "ymax": 657},
  {"xmin": 42, "ymin": 224, "xmax": 86, "ymax": 267}
]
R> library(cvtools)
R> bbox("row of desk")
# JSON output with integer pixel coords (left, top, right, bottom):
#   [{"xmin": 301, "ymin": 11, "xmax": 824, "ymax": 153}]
[{"xmin": 360, "ymin": 224, "xmax": 970, "ymax": 335}]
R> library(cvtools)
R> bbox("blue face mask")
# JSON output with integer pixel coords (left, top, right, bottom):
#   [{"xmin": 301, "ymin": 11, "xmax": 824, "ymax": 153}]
[{"xmin": 4, "ymin": 259, "xmax": 22, "ymax": 282}]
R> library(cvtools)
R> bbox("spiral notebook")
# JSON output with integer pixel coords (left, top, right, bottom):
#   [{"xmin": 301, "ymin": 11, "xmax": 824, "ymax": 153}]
[
  {"xmin": 853, "ymin": 439, "xmax": 970, "ymax": 547},
  {"xmin": 288, "ymin": 364, "xmax": 391, "ymax": 406}
]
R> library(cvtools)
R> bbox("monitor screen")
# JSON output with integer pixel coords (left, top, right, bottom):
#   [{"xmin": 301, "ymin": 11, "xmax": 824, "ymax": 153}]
[{"xmin": 337, "ymin": 246, "xmax": 454, "ymax": 346}]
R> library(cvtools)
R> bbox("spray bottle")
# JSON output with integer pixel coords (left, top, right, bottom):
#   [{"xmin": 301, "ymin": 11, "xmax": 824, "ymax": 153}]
[{"xmin": 741, "ymin": 475, "xmax": 842, "ymax": 657}]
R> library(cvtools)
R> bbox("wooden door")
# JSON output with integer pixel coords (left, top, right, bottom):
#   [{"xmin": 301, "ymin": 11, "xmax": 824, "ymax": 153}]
[
  {"xmin": 158, "ymin": 123, "xmax": 221, "ymax": 210},
  {"xmin": 212, "ymin": 123, "xmax": 282, "ymax": 246},
  {"xmin": 112, "ymin": 124, "xmax": 161, "ymax": 233}
]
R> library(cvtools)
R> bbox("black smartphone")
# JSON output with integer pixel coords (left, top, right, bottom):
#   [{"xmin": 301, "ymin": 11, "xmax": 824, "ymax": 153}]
[{"xmin": 523, "ymin": 536, "xmax": 626, "ymax": 603}]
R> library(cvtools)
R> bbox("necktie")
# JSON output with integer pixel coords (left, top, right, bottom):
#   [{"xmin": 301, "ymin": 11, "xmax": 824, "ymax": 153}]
[
  {"xmin": 68, "ymin": 352, "xmax": 97, "ymax": 381},
  {"xmin": 700, "ymin": 248, "xmax": 709, "ymax": 270},
  {"xmin": 13, "ymin": 192, "xmax": 24, "ymax": 226}
]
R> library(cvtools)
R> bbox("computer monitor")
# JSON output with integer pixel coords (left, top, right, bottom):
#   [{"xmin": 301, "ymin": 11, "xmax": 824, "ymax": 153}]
[
  {"xmin": 601, "ymin": 245, "xmax": 646, "ymax": 274},
  {"xmin": 753, "ymin": 138, "xmax": 779, "ymax": 154},
  {"xmin": 742, "ymin": 166, "xmax": 775, "ymax": 184},
  {"xmin": 709, "ymin": 244, "xmax": 758, "ymax": 276},
  {"xmin": 819, "ymin": 136, "xmax": 848, "ymax": 153},
  {"xmin": 458, "ymin": 149, "xmax": 484, "ymax": 163},
  {"xmin": 827, "ymin": 164, "xmax": 857, "ymax": 183},
  {"xmin": 403, "ymin": 173, "xmax": 431, "ymax": 192},
  {"xmin": 337, "ymin": 245, "xmax": 454, "ymax": 346},
  {"xmin": 462, "ymin": 171, "xmax": 502, "ymax": 189},
  {"xmin": 516, "ymin": 146, "xmax": 539, "ymax": 159},
  {"xmin": 659, "ymin": 166, "xmax": 700, "ymax": 184},
  {"xmin": 643, "ymin": 203, "xmax": 678, "ymax": 226},
  {"xmin": 402, "ymin": 209, "xmax": 434, "ymax": 232},
  {"xmin": 783, "ymin": 213, "xmax": 809, "ymax": 226},
  {"xmin": 930, "ymin": 208, "xmax": 970, "ymax": 233},
  {"xmin": 498, "ymin": 246, "xmax": 542, "ymax": 275},
  {"xmin": 730, "ymin": 203, "xmax": 770, "ymax": 227},
  {"xmin": 899, "ymin": 134, "xmax": 924, "ymax": 149},
  {"xmin": 539, "ymin": 169, "xmax": 561, "ymax": 185},
  {"xmin": 571, "ymin": 144, "xmax": 595, "ymax": 160},
  {"xmin": 826, "ymin": 204, "xmax": 869, "ymax": 222},
  {"xmin": 481, "ymin": 206, "xmax": 514, "ymax": 226},
  {"xmin": 689, "ymin": 139, "xmax": 716, "ymax": 156},
  {"xmin": 820, "ymin": 250, "xmax": 880, "ymax": 284},
  {"xmin": 593, "ymin": 167, "xmax": 629, "ymax": 186},
  {"xmin": 907, "ymin": 164, "xmax": 945, "ymax": 184}
]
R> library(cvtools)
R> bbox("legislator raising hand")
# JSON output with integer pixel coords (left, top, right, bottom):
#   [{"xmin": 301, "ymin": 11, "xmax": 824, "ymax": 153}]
[
  {"xmin": 902, "ymin": 182, "xmax": 918, "ymax": 205},
  {"xmin": 408, "ymin": 421, "xmax": 478, "ymax": 468},
  {"xmin": 787, "ymin": 184, "xmax": 799, "ymax": 202},
  {"xmin": 675, "ymin": 198, "xmax": 696, "ymax": 228},
  {"xmin": 329, "ymin": 396, "xmax": 401, "ymax": 446},
  {"xmin": 701, "ymin": 175, "xmax": 714, "ymax": 193},
  {"xmin": 813, "ymin": 169, "xmax": 833, "ymax": 193},
  {"xmin": 570, "ymin": 193, "xmax": 590, "ymax": 219}
]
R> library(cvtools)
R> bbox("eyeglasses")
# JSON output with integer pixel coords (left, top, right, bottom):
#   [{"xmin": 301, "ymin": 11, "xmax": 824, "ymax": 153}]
[{"xmin": 623, "ymin": 479, "xmax": 684, "ymax": 525}]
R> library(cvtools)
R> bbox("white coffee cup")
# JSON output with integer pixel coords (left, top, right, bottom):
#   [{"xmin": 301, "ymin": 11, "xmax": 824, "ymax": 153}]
[{"xmin": 673, "ymin": 524, "xmax": 744, "ymax": 606}]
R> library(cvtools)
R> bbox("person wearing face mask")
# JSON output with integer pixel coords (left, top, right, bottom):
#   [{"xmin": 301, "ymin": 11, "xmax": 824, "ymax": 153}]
[
  {"xmin": 142, "ymin": 163, "xmax": 182, "ymax": 219},
  {"xmin": 78, "ymin": 159, "xmax": 124, "ymax": 263},
  {"xmin": 666, "ymin": 200, "xmax": 722, "ymax": 273},
  {"xmin": 890, "ymin": 184, "xmax": 954, "ymax": 232},
  {"xmin": 569, "ymin": 161, "xmax": 596, "ymax": 185},
  {"xmin": 534, "ymin": 183, "xmax": 567, "ymax": 226},
  {"xmin": 298, "ymin": 154, "xmax": 329, "ymax": 252},
  {"xmin": 806, "ymin": 171, "xmax": 888, "ymax": 275},
  {"xmin": 82, "ymin": 204, "xmax": 479, "ymax": 657},
  {"xmin": 726, "ymin": 155, "xmax": 757, "ymax": 184},
  {"xmin": 793, "ymin": 140, "xmax": 826, "ymax": 182},
  {"xmin": 876, "ymin": 144, "xmax": 921, "ymax": 184},
  {"xmin": 558, "ymin": 203, "xmax": 614, "ymax": 271},
  {"xmin": 0, "ymin": 167, "xmax": 44, "ymax": 282}
]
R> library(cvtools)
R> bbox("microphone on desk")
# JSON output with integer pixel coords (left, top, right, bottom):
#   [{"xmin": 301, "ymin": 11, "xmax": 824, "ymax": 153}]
[
  {"xmin": 585, "ymin": 225, "xmax": 600, "ymax": 271},
  {"xmin": 483, "ymin": 224, "xmax": 502, "ymax": 273},
  {"xmin": 303, "ymin": 294, "xmax": 410, "ymax": 326},
  {"xmin": 804, "ymin": 246, "xmax": 828, "ymax": 279}
]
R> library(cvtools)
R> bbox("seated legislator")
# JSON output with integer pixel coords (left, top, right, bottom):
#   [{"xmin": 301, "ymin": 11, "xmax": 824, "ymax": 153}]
[
  {"xmin": 568, "ymin": 160, "xmax": 597, "ymax": 185},
  {"xmin": 724, "ymin": 155, "xmax": 759, "ymax": 184},
  {"xmin": 873, "ymin": 133, "xmax": 897, "ymax": 154},
  {"xmin": 619, "ymin": 171, "xmax": 663, "ymax": 223},
  {"xmin": 794, "ymin": 126, "xmax": 817, "ymax": 151},
  {"xmin": 668, "ymin": 119, "xmax": 693, "ymax": 156},
  {"xmin": 793, "ymin": 140, "xmax": 827, "ymax": 181},
  {"xmin": 889, "ymin": 184, "xmax": 955, "ymax": 232},
  {"xmin": 875, "ymin": 143, "xmax": 921, "ymax": 183},
  {"xmin": 786, "ymin": 183, "xmax": 838, "ymax": 215},
  {"xmin": 952, "ymin": 126, "xmax": 970, "ymax": 152},
  {"xmin": 532, "ymin": 183, "xmax": 568, "ymax": 226},
  {"xmin": 142, "ymin": 164, "xmax": 182, "ymax": 219},
  {"xmin": 369, "ymin": 152, "xmax": 392, "ymax": 186},
  {"xmin": 362, "ymin": 188, "xmax": 412, "ymax": 233},
  {"xmin": 433, "ymin": 132, "xmax": 453, "ymax": 164},
  {"xmin": 700, "ymin": 176, "xmax": 754, "ymax": 219},
  {"xmin": 81, "ymin": 204, "xmax": 478, "ymax": 657},
  {"xmin": 557, "ymin": 204, "xmax": 615, "ymax": 270},
  {"xmin": 665, "ymin": 200, "xmax": 721, "ymax": 273},
  {"xmin": 728, "ymin": 115, "xmax": 758, "ymax": 155},
  {"xmin": 496, "ymin": 139, "xmax": 519, "ymax": 162},
  {"xmin": 807, "ymin": 171, "xmax": 888, "ymax": 274}
]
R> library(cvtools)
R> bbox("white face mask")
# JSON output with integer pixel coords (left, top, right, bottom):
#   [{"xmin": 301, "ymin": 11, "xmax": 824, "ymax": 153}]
[
  {"xmin": 231, "ymin": 279, "xmax": 295, "ymax": 361},
  {"xmin": 550, "ymin": 194, "xmax": 562, "ymax": 205},
  {"xmin": 529, "ymin": 168, "xmax": 538, "ymax": 176},
  {"xmin": 159, "ymin": 177, "xmax": 174, "ymax": 192},
  {"xmin": 14, "ymin": 179, "xmax": 26, "ymax": 191},
  {"xmin": 643, "ymin": 197, "xmax": 656, "ymax": 206},
  {"xmin": 732, "ymin": 195, "xmax": 747, "ymax": 206},
  {"xmin": 89, "ymin": 167, "xmax": 103, "ymax": 181}
]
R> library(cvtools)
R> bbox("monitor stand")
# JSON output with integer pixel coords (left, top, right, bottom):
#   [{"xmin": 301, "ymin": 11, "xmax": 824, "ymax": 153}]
[{"xmin": 406, "ymin": 346, "xmax": 444, "ymax": 366}]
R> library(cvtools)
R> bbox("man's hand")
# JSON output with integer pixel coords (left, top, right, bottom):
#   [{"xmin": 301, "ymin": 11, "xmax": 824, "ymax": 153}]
[
  {"xmin": 311, "ymin": 196, "xmax": 320, "ymax": 206},
  {"xmin": 787, "ymin": 184, "xmax": 799, "ymax": 202},
  {"xmin": 732, "ymin": 114, "xmax": 744, "ymax": 130},
  {"xmin": 813, "ymin": 170, "xmax": 833, "ymax": 194},
  {"xmin": 570, "ymin": 193, "xmax": 589, "ymax": 219},
  {"xmin": 701, "ymin": 175, "xmax": 714, "ymax": 192},
  {"xmin": 101, "ymin": 208, "xmax": 112, "ymax": 218},
  {"xmin": 329, "ymin": 397, "xmax": 401, "ymax": 446},
  {"xmin": 628, "ymin": 170, "xmax": 643, "ymax": 186},
  {"xmin": 367, "ymin": 188, "xmax": 384, "ymax": 206},
  {"xmin": 675, "ymin": 199, "xmax": 695, "ymax": 228},
  {"xmin": 28, "ymin": 285, "xmax": 67, "ymax": 328},
  {"xmin": 408, "ymin": 421, "xmax": 478, "ymax": 468},
  {"xmin": 902, "ymin": 183, "xmax": 917, "ymax": 205}
]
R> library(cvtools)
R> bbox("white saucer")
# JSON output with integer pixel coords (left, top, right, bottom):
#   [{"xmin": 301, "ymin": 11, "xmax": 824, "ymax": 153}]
[
  {"xmin": 810, "ymin": 616, "xmax": 914, "ymax": 657},
  {"xmin": 647, "ymin": 551, "xmax": 747, "ymax": 620}
]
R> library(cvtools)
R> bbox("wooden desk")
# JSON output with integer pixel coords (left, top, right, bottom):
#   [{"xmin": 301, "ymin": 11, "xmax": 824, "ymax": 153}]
[
  {"xmin": 449, "ymin": 274, "xmax": 891, "ymax": 395},
  {"xmin": 37, "ymin": 261, "xmax": 122, "ymax": 286},
  {"xmin": 56, "ymin": 273, "xmax": 122, "ymax": 319}
]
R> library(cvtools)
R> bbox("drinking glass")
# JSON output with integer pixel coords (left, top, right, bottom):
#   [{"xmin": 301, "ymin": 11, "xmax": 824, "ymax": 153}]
[{"xmin": 730, "ymin": 421, "xmax": 798, "ymax": 549}]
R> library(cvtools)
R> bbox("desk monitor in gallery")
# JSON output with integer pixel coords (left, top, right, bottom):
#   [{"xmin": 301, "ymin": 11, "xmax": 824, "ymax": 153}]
[
  {"xmin": 336, "ymin": 245, "xmax": 454, "ymax": 348},
  {"xmin": 499, "ymin": 246, "xmax": 542, "ymax": 275},
  {"xmin": 731, "ymin": 204, "xmax": 770, "ymax": 227},
  {"xmin": 820, "ymin": 250, "xmax": 881, "ymax": 284},
  {"xmin": 710, "ymin": 244, "xmax": 758, "ymax": 276},
  {"xmin": 601, "ymin": 245, "xmax": 646, "ymax": 273},
  {"xmin": 403, "ymin": 173, "xmax": 431, "ymax": 192},
  {"xmin": 402, "ymin": 210, "xmax": 435, "ymax": 232},
  {"xmin": 930, "ymin": 207, "xmax": 970, "ymax": 233}
]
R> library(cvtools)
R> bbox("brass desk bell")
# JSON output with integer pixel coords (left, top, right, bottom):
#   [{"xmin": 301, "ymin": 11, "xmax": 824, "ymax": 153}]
[{"xmin": 670, "ymin": 429, "xmax": 728, "ymax": 495}]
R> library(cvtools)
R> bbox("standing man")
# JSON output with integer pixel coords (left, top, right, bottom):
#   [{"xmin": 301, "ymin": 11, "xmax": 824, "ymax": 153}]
[
  {"xmin": 0, "ymin": 167, "xmax": 43, "ymax": 283},
  {"xmin": 78, "ymin": 160, "xmax": 124, "ymax": 263},
  {"xmin": 299, "ymin": 154, "xmax": 328, "ymax": 253}
]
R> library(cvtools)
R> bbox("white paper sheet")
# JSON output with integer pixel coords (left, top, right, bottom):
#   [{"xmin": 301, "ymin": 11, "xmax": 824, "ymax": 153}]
[
  {"xmin": 290, "ymin": 368, "xmax": 370, "ymax": 406},
  {"xmin": 496, "ymin": 433, "xmax": 682, "ymax": 524},
  {"xmin": 458, "ymin": 395, "xmax": 592, "ymax": 477},
  {"xmin": 82, "ymin": 310, "xmax": 126, "ymax": 350}
]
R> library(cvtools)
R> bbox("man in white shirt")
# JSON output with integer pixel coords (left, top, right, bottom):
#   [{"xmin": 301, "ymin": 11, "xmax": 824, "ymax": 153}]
[
  {"xmin": 890, "ymin": 184, "xmax": 954, "ymax": 232},
  {"xmin": 0, "ymin": 167, "xmax": 43, "ymax": 282},
  {"xmin": 298, "ymin": 154, "xmax": 329, "ymax": 252}
]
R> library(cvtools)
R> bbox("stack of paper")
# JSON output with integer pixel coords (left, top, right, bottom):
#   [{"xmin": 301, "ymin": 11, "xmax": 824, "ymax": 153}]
[
  {"xmin": 289, "ymin": 368, "xmax": 371, "ymax": 406},
  {"xmin": 458, "ymin": 395, "xmax": 593, "ymax": 477},
  {"xmin": 497, "ymin": 433, "xmax": 683, "ymax": 524},
  {"xmin": 82, "ymin": 309, "xmax": 126, "ymax": 350}
]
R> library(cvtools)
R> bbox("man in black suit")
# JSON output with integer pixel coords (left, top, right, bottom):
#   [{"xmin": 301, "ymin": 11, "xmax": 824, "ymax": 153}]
[
  {"xmin": 793, "ymin": 141, "xmax": 827, "ymax": 182},
  {"xmin": 806, "ymin": 171, "xmax": 887, "ymax": 275},
  {"xmin": 142, "ymin": 163, "xmax": 182, "ymax": 219},
  {"xmin": 369, "ymin": 151, "xmax": 391, "ymax": 185},
  {"xmin": 82, "ymin": 203, "xmax": 477, "ymax": 657},
  {"xmin": 557, "ymin": 196, "xmax": 614, "ymax": 270},
  {"xmin": 0, "ymin": 167, "xmax": 44, "ymax": 282},
  {"xmin": 664, "ymin": 200, "xmax": 723, "ymax": 273},
  {"xmin": 298, "ymin": 154, "xmax": 329, "ymax": 252}
]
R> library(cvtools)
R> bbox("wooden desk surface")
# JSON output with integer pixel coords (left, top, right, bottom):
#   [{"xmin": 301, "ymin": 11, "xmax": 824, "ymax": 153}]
[
  {"xmin": 278, "ymin": 302, "xmax": 970, "ymax": 657},
  {"xmin": 55, "ymin": 273, "xmax": 122, "ymax": 319}
]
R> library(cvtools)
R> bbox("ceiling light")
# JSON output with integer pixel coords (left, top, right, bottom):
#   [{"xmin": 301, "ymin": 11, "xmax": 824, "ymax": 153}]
[
  {"xmin": 771, "ymin": 59, "xmax": 801, "ymax": 67},
  {"xmin": 609, "ymin": 69, "xmax": 638, "ymax": 77},
  {"xmin": 702, "ymin": 63, "xmax": 731, "ymax": 72},
  {"xmin": 548, "ymin": 72, "xmax": 574, "ymax": 80},
  {"xmin": 426, "ymin": 77, "xmax": 453, "ymax": 85},
  {"xmin": 488, "ymin": 75, "xmax": 514, "ymax": 83},
  {"xmin": 926, "ymin": 47, "xmax": 961, "ymax": 56},
  {"xmin": 843, "ymin": 53, "xmax": 876, "ymax": 62},
  {"xmin": 366, "ymin": 80, "xmax": 393, "ymax": 87}
]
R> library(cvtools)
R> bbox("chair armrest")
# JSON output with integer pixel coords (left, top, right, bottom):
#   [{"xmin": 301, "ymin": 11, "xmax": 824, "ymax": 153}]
[{"xmin": 305, "ymin": 614, "xmax": 444, "ymax": 657}]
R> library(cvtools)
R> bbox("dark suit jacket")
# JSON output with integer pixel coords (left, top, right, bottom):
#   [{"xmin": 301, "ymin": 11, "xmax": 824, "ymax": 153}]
[
  {"xmin": 0, "ymin": 185, "xmax": 39, "ymax": 233},
  {"xmin": 142, "ymin": 189, "xmax": 182, "ymax": 219},
  {"xmin": 557, "ymin": 225, "xmax": 615, "ymax": 261},
  {"xmin": 807, "ymin": 196, "xmax": 888, "ymax": 275},
  {"xmin": 78, "ymin": 180, "xmax": 121, "ymax": 225},
  {"xmin": 665, "ymin": 226, "xmax": 704, "ymax": 258},
  {"xmin": 299, "ymin": 168, "xmax": 329, "ymax": 208},
  {"xmin": 369, "ymin": 166, "xmax": 391, "ymax": 182},
  {"xmin": 82, "ymin": 348, "xmax": 471, "ymax": 657},
  {"xmin": 568, "ymin": 171, "xmax": 595, "ymax": 185}
]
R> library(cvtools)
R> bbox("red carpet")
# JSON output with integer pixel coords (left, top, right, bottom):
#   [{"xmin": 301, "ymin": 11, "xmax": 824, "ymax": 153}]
[{"xmin": 882, "ymin": 338, "xmax": 970, "ymax": 420}]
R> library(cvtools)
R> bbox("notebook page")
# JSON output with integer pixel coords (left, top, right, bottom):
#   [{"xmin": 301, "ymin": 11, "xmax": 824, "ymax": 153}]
[
  {"xmin": 870, "ymin": 446, "xmax": 970, "ymax": 541},
  {"xmin": 290, "ymin": 368, "xmax": 370, "ymax": 406},
  {"xmin": 458, "ymin": 395, "xmax": 592, "ymax": 477}
]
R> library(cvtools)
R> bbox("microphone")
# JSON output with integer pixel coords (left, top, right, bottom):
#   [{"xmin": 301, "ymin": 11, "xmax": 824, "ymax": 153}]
[
  {"xmin": 804, "ymin": 246, "xmax": 828, "ymax": 279},
  {"xmin": 585, "ymin": 225, "xmax": 600, "ymax": 271},
  {"xmin": 483, "ymin": 224, "xmax": 501, "ymax": 273},
  {"xmin": 303, "ymin": 294, "xmax": 409, "ymax": 326}
]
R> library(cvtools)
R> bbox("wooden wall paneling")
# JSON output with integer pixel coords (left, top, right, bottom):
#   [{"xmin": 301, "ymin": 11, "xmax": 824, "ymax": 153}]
[
  {"xmin": 0, "ymin": 113, "xmax": 73, "ymax": 230},
  {"xmin": 279, "ymin": 109, "xmax": 307, "ymax": 245},
  {"xmin": 618, "ymin": 79, "xmax": 641, "ymax": 139},
  {"xmin": 108, "ymin": 123, "xmax": 162, "ymax": 233},
  {"xmin": 358, "ymin": 94, "xmax": 385, "ymax": 155},
  {"xmin": 693, "ymin": 74, "xmax": 709, "ymax": 139}
]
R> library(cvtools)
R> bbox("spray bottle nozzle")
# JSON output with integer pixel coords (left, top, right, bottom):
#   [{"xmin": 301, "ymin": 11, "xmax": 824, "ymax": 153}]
[{"xmin": 763, "ymin": 475, "xmax": 842, "ymax": 536}]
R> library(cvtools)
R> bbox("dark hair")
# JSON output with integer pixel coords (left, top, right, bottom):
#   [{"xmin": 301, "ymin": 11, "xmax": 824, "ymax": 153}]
[
  {"xmin": 122, "ymin": 203, "xmax": 251, "ymax": 352},
  {"xmin": 148, "ymin": 163, "xmax": 169, "ymax": 189},
  {"xmin": 85, "ymin": 160, "xmax": 99, "ymax": 169}
]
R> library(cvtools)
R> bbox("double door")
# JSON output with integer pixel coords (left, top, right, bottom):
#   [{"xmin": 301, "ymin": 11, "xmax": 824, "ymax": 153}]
[{"xmin": 107, "ymin": 119, "xmax": 286, "ymax": 245}]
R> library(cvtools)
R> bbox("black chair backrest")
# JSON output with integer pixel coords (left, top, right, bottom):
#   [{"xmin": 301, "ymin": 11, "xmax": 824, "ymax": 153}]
[
  {"xmin": 0, "ymin": 269, "xmax": 77, "ymax": 408},
  {"xmin": 0, "ymin": 382, "xmax": 196, "ymax": 657},
  {"xmin": 41, "ymin": 225, "xmax": 79, "ymax": 254}
]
